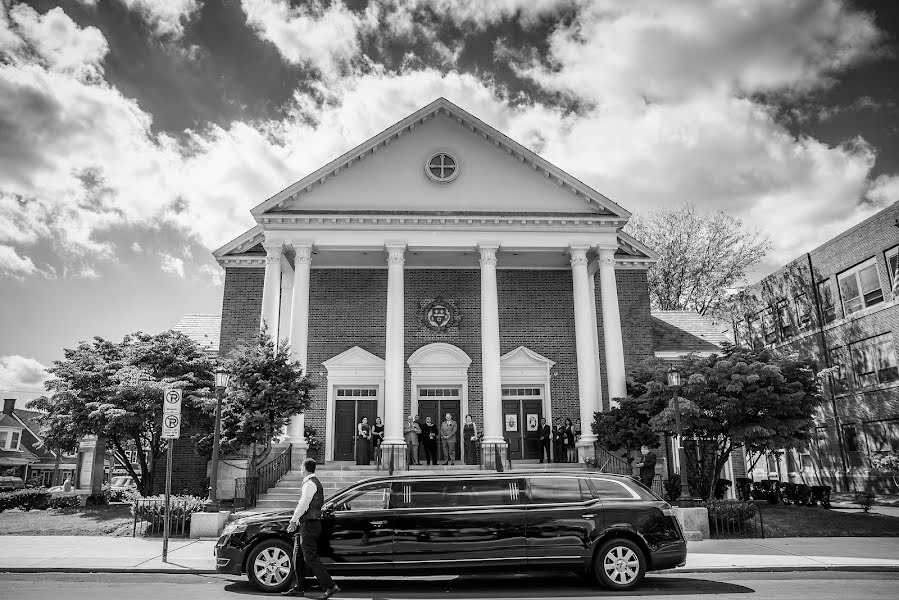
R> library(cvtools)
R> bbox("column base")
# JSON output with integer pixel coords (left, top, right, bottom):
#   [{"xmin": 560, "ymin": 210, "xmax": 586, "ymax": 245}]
[
  {"xmin": 577, "ymin": 439, "xmax": 596, "ymax": 465},
  {"xmin": 479, "ymin": 441, "xmax": 510, "ymax": 472},
  {"xmin": 378, "ymin": 443, "xmax": 407, "ymax": 474},
  {"xmin": 282, "ymin": 439, "xmax": 308, "ymax": 467}
]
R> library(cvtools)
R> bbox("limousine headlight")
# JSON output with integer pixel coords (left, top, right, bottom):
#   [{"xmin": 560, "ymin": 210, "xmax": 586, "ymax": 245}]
[{"xmin": 221, "ymin": 520, "xmax": 247, "ymax": 537}]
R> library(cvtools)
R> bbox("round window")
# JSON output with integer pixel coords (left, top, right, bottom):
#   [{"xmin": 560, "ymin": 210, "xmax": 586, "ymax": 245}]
[{"xmin": 425, "ymin": 152, "xmax": 458, "ymax": 182}]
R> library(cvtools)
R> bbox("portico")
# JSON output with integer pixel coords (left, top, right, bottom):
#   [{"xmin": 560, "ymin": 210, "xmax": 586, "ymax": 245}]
[{"xmin": 214, "ymin": 98, "xmax": 656, "ymax": 469}]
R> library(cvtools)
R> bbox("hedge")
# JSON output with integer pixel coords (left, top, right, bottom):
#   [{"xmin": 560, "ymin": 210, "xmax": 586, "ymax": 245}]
[
  {"xmin": 131, "ymin": 494, "xmax": 206, "ymax": 535},
  {"xmin": 705, "ymin": 499, "xmax": 757, "ymax": 523},
  {"xmin": 0, "ymin": 488, "xmax": 51, "ymax": 512},
  {"xmin": 48, "ymin": 494, "xmax": 82, "ymax": 509}
]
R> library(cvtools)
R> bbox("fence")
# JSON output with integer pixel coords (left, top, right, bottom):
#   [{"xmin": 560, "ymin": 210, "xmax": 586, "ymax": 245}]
[
  {"xmin": 234, "ymin": 476, "xmax": 259, "ymax": 510},
  {"xmin": 255, "ymin": 444, "xmax": 292, "ymax": 496},
  {"xmin": 592, "ymin": 443, "xmax": 632, "ymax": 475},
  {"xmin": 707, "ymin": 501, "xmax": 765, "ymax": 539},
  {"xmin": 132, "ymin": 498, "xmax": 198, "ymax": 538}
]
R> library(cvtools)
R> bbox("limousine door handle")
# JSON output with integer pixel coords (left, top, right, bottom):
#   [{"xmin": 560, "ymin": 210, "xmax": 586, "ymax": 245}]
[
  {"xmin": 581, "ymin": 513, "xmax": 597, "ymax": 519},
  {"xmin": 370, "ymin": 520, "xmax": 387, "ymax": 528}
]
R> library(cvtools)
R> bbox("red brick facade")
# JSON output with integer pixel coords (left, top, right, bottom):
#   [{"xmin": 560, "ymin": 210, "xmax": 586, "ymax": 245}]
[{"xmin": 740, "ymin": 200, "xmax": 899, "ymax": 492}]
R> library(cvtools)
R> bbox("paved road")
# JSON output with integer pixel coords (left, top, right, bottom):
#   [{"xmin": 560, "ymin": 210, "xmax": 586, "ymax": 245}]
[{"xmin": 2, "ymin": 571, "xmax": 898, "ymax": 599}]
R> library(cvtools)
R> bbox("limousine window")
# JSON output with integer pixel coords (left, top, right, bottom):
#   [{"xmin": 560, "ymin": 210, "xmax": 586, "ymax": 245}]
[
  {"xmin": 396, "ymin": 479, "xmax": 521, "ymax": 509},
  {"xmin": 529, "ymin": 476, "xmax": 592, "ymax": 503},
  {"xmin": 337, "ymin": 482, "xmax": 392, "ymax": 511}
]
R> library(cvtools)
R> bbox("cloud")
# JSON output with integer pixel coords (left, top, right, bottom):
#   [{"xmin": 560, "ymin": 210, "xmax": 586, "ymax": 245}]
[
  {"xmin": 114, "ymin": 0, "xmax": 201, "ymax": 38},
  {"xmin": 0, "ymin": 354, "xmax": 50, "ymax": 395},
  {"xmin": 159, "ymin": 253, "xmax": 186, "ymax": 278},
  {"xmin": 0, "ymin": 244, "xmax": 39, "ymax": 279}
]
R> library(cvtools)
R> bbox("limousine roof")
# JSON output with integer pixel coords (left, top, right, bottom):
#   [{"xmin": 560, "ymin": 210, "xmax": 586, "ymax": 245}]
[{"xmin": 339, "ymin": 470, "xmax": 636, "ymax": 484}]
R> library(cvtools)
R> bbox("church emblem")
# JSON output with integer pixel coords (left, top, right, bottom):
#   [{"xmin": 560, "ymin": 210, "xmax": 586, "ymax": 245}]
[{"xmin": 421, "ymin": 297, "xmax": 461, "ymax": 332}]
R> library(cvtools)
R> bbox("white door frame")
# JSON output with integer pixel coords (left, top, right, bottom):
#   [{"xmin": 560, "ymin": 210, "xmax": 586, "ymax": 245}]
[
  {"xmin": 322, "ymin": 346, "xmax": 385, "ymax": 462},
  {"xmin": 407, "ymin": 343, "xmax": 472, "ymax": 422},
  {"xmin": 500, "ymin": 346, "xmax": 555, "ymax": 429}
]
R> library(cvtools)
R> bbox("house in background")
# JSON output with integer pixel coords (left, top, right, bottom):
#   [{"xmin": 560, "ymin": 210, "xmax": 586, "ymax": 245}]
[
  {"xmin": 737, "ymin": 200, "xmax": 899, "ymax": 492},
  {"xmin": 0, "ymin": 398, "xmax": 76, "ymax": 485}
]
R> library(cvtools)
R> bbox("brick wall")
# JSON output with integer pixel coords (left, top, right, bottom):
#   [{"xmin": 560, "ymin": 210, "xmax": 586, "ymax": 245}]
[
  {"xmin": 220, "ymin": 267, "xmax": 265, "ymax": 355},
  {"xmin": 152, "ymin": 427, "xmax": 207, "ymax": 496}
]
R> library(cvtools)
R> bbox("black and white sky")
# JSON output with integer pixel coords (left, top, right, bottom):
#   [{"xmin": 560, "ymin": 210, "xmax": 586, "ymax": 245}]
[{"xmin": 1, "ymin": 0, "xmax": 898, "ymax": 401}]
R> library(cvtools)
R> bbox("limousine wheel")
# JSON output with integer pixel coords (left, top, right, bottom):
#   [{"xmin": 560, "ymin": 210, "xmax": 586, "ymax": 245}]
[
  {"xmin": 247, "ymin": 539, "xmax": 294, "ymax": 593},
  {"xmin": 594, "ymin": 538, "xmax": 646, "ymax": 591}
]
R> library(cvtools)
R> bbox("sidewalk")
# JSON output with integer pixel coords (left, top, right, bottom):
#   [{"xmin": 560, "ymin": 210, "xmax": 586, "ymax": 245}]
[{"xmin": 0, "ymin": 535, "xmax": 897, "ymax": 574}]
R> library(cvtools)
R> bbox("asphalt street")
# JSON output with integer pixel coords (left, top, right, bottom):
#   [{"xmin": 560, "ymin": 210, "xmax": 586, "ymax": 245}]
[{"xmin": 2, "ymin": 571, "xmax": 898, "ymax": 599}]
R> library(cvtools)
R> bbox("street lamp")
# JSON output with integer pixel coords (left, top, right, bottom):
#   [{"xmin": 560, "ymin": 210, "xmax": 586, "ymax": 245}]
[
  {"xmin": 209, "ymin": 367, "xmax": 231, "ymax": 505},
  {"xmin": 667, "ymin": 366, "xmax": 693, "ymax": 508}
]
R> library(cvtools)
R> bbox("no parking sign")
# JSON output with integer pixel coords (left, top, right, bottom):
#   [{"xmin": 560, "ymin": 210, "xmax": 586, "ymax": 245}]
[{"xmin": 162, "ymin": 389, "xmax": 182, "ymax": 439}]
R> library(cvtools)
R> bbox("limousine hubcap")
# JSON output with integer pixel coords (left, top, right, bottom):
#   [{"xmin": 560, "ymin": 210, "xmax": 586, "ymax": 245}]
[
  {"xmin": 254, "ymin": 547, "xmax": 290, "ymax": 587},
  {"xmin": 603, "ymin": 546, "xmax": 639, "ymax": 584}
]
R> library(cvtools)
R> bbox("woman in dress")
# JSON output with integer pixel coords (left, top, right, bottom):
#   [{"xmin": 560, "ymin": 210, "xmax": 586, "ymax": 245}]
[
  {"xmin": 372, "ymin": 416, "xmax": 385, "ymax": 466},
  {"xmin": 355, "ymin": 417, "xmax": 372, "ymax": 465},
  {"xmin": 565, "ymin": 418, "xmax": 577, "ymax": 463},
  {"xmin": 462, "ymin": 414, "xmax": 478, "ymax": 465}
]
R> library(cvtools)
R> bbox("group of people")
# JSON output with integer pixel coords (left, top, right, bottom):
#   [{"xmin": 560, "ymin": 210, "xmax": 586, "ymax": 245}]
[
  {"xmin": 538, "ymin": 417, "xmax": 582, "ymax": 463},
  {"xmin": 356, "ymin": 413, "xmax": 479, "ymax": 466},
  {"xmin": 403, "ymin": 413, "xmax": 479, "ymax": 466}
]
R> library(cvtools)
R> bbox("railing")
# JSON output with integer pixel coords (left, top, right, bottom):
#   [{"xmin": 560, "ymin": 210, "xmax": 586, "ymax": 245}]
[
  {"xmin": 592, "ymin": 442, "xmax": 632, "ymax": 475},
  {"xmin": 708, "ymin": 501, "xmax": 765, "ymax": 539},
  {"xmin": 234, "ymin": 476, "xmax": 259, "ymax": 510},
  {"xmin": 253, "ymin": 443, "xmax": 293, "ymax": 498},
  {"xmin": 132, "ymin": 498, "xmax": 199, "ymax": 537},
  {"xmin": 651, "ymin": 474, "xmax": 664, "ymax": 497},
  {"xmin": 479, "ymin": 440, "xmax": 512, "ymax": 472}
]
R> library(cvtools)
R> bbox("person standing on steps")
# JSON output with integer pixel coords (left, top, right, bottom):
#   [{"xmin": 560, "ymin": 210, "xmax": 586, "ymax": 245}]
[
  {"xmin": 636, "ymin": 444, "xmax": 658, "ymax": 489},
  {"xmin": 440, "ymin": 412, "xmax": 458, "ymax": 465},
  {"xmin": 462, "ymin": 415, "xmax": 478, "ymax": 465},
  {"xmin": 372, "ymin": 417, "xmax": 384, "ymax": 467},
  {"xmin": 553, "ymin": 418, "xmax": 565, "ymax": 463},
  {"xmin": 282, "ymin": 458, "xmax": 340, "ymax": 599},
  {"xmin": 420, "ymin": 416, "xmax": 438, "ymax": 465},
  {"xmin": 355, "ymin": 417, "xmax": 371, "ymax": 465},
  {"xmin": 538, "ymin": 418, "xmax": 551, "ymax": 463},
  {"xmin": 404, "ymin": 415, "xmax": 421, "ymax": 466}
]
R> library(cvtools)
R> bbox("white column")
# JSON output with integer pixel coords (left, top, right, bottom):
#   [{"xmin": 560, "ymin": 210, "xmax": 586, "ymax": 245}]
[
  {"xmin": 588, "ymin": 266, "xmax": 606, "ymax": 410},
  {"xmin": 479, "ymin": 245, "xmax": 505, "ymax": 445},
  {"xmin": 285, "ymin": 244, "xmax": 312, "ymax": 450},
  {"xmin": 570, "ymin": 246, "xmax": 600, "ymax": 457},
  {"xmin": 598, "ymin": 247, "xmax": 627, "ymax": 401},
  {"xmin": 260, "ymin": 243, "xmax": 283, "ymax": 344},
  {"xmin": 382, "ymin": 243, "xmax": 406, "ymax": 447}
]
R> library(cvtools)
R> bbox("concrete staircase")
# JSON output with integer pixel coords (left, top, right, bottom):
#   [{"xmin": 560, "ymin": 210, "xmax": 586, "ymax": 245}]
[{"xmin": 252, "ymin": 460, "xmax": 585, "ymax": 510}]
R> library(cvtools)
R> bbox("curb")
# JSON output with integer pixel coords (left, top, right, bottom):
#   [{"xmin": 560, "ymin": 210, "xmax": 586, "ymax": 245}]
[{"xmin": 0, "ymin": 567, "xmax": 219, "ymax": 575}]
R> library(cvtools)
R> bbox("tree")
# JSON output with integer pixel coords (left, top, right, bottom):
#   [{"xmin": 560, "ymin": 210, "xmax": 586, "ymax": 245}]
[
  {"xmin": 592, "ymin": 397, "xmax": 661, "ymax": 468},
  {"xmin": 200, "ymin": 328, "xmax": 313, "ymax": 471},
  {"xmin": 29, "ymin": 331, "xmax": 214, "ymax": 495},
  {"xmin": 628, "ymin": 345, "xmax": 822, "ymax": 500},
  {"xmin": 25, "ymin": 395, "xmax": 80, "ymax": 486},
  {"xmin": 625, "ymin": 202, "xmax": 771, "ymax": 317}
]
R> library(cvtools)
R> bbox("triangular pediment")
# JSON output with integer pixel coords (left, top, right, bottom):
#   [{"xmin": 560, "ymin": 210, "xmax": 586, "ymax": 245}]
[
  {"xmin": 322, "ymin": 346, "xmax": 385, "ymax": 369},
  {"xmin": 500, "ymin": 346, "xmax": 555, "ymax": 368},
  {"xmin": 252, "ymin": 98, "xmax": 630, "ymax": 221}
]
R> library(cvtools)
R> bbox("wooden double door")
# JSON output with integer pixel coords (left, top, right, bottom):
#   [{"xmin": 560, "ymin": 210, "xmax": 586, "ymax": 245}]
[
  {"xmin": 502, "ymin": 389, "xmax": 544, "ymax": 460},
  {"xmin": 334, "ymin": 388, "xmax": 379, "ymax": 461}
]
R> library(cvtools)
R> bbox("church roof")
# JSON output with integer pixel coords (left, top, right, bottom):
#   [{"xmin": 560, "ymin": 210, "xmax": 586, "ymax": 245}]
[
  {"xmin": 651, "ymin": 310, "xmax": 734, "ymax": 356},
  {"xmin": 173, "ymin": 314, "xmax": 221, "ymax": 355}
]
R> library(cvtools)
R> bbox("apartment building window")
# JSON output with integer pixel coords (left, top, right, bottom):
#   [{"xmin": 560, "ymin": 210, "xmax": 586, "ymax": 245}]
[
  {"xmin": 838, "ymin": 257, "xmax": 884, "ymax": 315},
  {"xmin": 794, "ymin": 293, "xmax": 811, "ymax": 330},
  {"xmin": 817, "ymin": 280, "xmax": 836, "ymax": 323},
  {"xmin": 842, "ymin": 424, "xmax": 864, "ymax": 467},
  {"xmin": 865, "ymin": 419, "xmax": 899, "ymax": 454},
  {"xmin": 829, "ymin": 347, "xmax": 850, "ymax": 394},
  {"xmin": 759, "ymin": 307, "xmax": 777, "ymax": 344},
  {"xmin": 749, "ymin": 318, "xmax": 763, "ymax": 348},
  {"xmin": 849, "ymin": 333, "xmax": 899, "ymax": 388},
  {"xmin": 886, "ymin": 245, "xmax": 898, "ymax": 294},
  {"xmin": 776, "ymin": 299, "xmax": 795, "ymax": 338}
]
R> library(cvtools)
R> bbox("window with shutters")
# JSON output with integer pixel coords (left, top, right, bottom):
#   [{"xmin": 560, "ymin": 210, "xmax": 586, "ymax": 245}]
[{"xmin": 838, "ymin": 258, "xmax": 884, "ymax": 315}]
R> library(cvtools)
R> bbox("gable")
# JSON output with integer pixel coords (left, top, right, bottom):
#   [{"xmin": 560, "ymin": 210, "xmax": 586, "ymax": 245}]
[
  {"xmin": 322, "ymin": 346, "xmax": 385, "ymax": 369},
  {"xmin": 253, "ymin": 98, "xmax": 629, "ymax": 221}
]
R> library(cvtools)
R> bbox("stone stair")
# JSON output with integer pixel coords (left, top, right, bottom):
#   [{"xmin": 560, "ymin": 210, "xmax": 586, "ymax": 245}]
[{"xmin": 252, "ymin": 460, "xmax": 585, "ymax": 511}]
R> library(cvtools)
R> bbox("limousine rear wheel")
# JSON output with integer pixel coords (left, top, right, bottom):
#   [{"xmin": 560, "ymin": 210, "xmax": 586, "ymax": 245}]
[
  {"xmin": 593, "ymin": 538, "xmax": 646, "ymax": 591},
  {"xmin": 247, "ymin": 538, "xmax": 294, "ymax": 593}
]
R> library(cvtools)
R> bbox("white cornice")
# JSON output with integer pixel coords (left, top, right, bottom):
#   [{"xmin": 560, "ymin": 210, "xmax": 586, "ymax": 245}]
[
  {"xmin": 257, "ymin": 213, "xmax": 627, "ymax": 231},
  {"xmin": 250, "ymin": 98, "xmax": 631, "ymax": 220},
  {"xmin": 212, "ymin": 225, "xmax": 264, "ymax": 259},
  {"xmin": 218, "ymin": 256, "xmax": 265, "ymax": 268}
]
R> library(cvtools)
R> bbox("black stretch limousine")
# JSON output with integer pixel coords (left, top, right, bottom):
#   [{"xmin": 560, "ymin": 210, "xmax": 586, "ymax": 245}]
[{"xmin": 215, "ymin": 471, "xmax": 686, "ymax": 592}]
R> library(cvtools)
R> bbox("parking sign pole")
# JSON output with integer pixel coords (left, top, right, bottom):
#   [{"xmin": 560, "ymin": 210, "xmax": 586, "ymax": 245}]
[{"xmin": 163, "ymin": 438, "xmax": 173, "ymax": 562}]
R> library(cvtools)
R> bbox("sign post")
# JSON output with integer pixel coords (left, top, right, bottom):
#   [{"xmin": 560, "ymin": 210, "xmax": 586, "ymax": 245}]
[{"xmin": 161, "ymin": 389, "xmax": 182, "ymax": 563}]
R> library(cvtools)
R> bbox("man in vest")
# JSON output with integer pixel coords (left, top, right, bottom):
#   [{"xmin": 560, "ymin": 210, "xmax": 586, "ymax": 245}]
[{"xmin": 283, "ymin": 458, "xmax": 339, "ymax": 599}]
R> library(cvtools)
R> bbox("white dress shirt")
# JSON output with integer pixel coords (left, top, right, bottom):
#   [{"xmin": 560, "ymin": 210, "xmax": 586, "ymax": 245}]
[{"xmin": 290, "ymin": 473, "xmax": 318, "ymax": 524}]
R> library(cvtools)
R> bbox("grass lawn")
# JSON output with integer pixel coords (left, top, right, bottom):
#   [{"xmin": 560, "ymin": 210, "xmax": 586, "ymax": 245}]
[
  {"xmin": 0, "ymin": 504, "xmax": 133, "ymax": 536},
  {"xmin": 761, "ymin": 504, "xmax": 899, "ymax": 537}
]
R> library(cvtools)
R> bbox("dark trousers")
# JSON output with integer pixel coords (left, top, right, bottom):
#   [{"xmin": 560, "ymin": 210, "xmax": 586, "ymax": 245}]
[
  {"xmin": 291, "ymin": 520, "xmax": 335, "ymax": 591},
  {"xmin": 539, "ymin": 440, "xmax": 551, "ymax": 463},
  {"xmin": 553, "ymin": 442, "xmax": 563, "ymax": 462},
  {"xmin": 423, "ymin": 442, "xmax": 437, "ymax": 465}
]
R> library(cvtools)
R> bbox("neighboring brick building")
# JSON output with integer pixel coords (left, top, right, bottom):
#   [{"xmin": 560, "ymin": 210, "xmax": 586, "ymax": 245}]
[
  {"xmin": 737, "ymin": 200, "xmax": 899, "ymax": 492},
  {"xmin": 0, "ymin": 398, "xmax": 76, "ymax": 485},
  {"xmin": 212, "ymin": 98, "xmax": 657, "ymax": 468}
]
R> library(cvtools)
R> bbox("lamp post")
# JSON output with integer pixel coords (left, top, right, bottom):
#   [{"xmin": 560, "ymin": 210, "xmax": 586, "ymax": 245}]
[
  {"xmin": 209, "ymin": 367, "xmax": 231, "ymax": 505},
  {"xmin": 667, "ymin": 366, "xmax": 693, "ymax": 508}
]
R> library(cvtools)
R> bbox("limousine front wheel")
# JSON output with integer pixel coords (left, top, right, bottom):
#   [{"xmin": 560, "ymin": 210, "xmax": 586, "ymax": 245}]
[
  {"xmin": 247, "ymin": 539, "xmax": 294, "ymax": 593},
  {"xmin": 594, "ymin": 538, "xmax": 646, "ymax": 591}
]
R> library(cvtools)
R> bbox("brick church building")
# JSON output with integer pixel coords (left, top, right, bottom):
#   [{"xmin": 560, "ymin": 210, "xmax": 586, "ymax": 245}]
[{"xmin": 212, "ymin": 98, "xmax": 657, "ymax": 469}]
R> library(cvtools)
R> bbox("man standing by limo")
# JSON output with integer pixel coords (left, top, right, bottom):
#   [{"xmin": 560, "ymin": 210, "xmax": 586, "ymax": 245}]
[{"xmin": 282, "ymin": 458, "xmax": 340, "ymax": 599}]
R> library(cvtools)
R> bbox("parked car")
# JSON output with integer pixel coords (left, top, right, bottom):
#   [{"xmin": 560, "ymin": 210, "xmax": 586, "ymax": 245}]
[
  {"xmin": 215, "ymin": 471, "xmax": 686, "ymax": 592},
  {"xmin": 110, "ymin": 476, "xmax": 135, "ymax": 490},
  {"xmin": 0, "ymin": 476, "xmax": 25, "ymax": 492}
]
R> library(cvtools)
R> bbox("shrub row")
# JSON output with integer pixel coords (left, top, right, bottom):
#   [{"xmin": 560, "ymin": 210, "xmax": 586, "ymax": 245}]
[
  {"xmin": 131, "ymin": 494, "xmax": 206, "ymax": 535},
  {"xmin": 0, "ymin": 488, "xmax": 51, "ymax": 512},
  {"xmin": 738, "ymin": 478, "xmax": 831, "ymax": 507},
  {"xmin": 663, "ymin": 474, "xmax": 733, "ymax": 501},
  {"xmin": 705, "ymin": 499, "xmax": 758, "ymax": 523}
]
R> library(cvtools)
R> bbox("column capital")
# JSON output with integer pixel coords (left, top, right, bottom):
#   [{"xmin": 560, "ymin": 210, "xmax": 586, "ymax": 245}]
[
  {"xmin": 598, "ymin": 247, "xmax": 617, "ymax": 266},
  {"xmin": 292, "ymin": 244, "xmax": 313, "ymax": 265},
  {"xmin": 569, "ymin": 246, "xmax": 589, "ymax": 267},
  {"xmin": 262, "ymin": 243, "xmax": 283, "ymax": 264},
  {"xmin": 385, "ymin": 243, "xmax": 406, "ymax": 266},
  {"xmin": 478, "ymin": 245, "xmax": 498, "ymax": 266}
]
